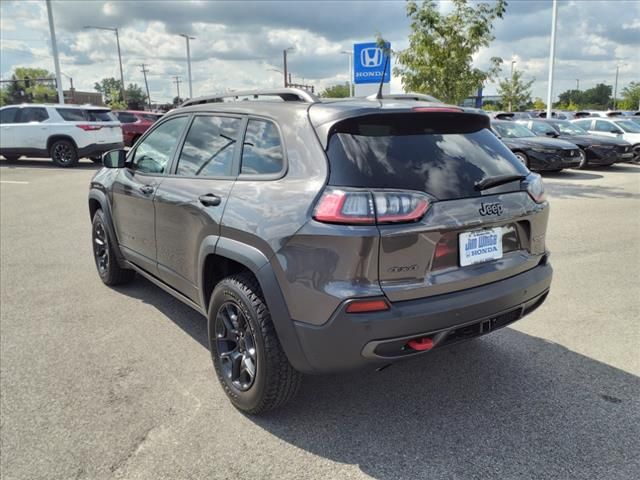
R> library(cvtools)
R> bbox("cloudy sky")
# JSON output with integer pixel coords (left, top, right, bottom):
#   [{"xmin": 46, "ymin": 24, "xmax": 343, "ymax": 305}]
[{"xmin": 1, "ymin": 0, "xmax": 638, "ymax": 103}]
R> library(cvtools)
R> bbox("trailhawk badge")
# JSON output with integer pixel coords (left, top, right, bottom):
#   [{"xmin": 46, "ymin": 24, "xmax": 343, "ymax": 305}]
[{"xmin": 478, "ymin": 202, "xmax": 503, "ymax": 216}]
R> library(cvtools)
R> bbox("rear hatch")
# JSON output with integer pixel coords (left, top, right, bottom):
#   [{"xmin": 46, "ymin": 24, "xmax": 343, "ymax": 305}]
[
  {"xmin": 320, "ymin": 111, "xmax": 549, "ymax": 302},
  {"xmin": 86, "ymin": 108, "xmax": 123, "ymax": 144}
]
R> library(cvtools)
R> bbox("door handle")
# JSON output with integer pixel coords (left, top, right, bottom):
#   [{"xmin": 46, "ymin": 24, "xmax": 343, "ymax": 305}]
[
  {"xmin": 139, "ymin": 185, "xmax": 155, "ymax": 195},
  {"xmin": 198, "ymin": 194, "xmax": 222, "ymax": 207}
]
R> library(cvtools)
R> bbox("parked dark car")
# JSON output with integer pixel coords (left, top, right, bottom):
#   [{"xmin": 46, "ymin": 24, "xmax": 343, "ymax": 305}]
[
  {"xmin": 492, "ymin": 120, "xmax": 581, "ymax": 171},
  {"xmin": 89, "ymin": 89, "xmax": 552, "ymax": 413},
  {"xmin": 113, "ymin": 110, "xmax": 163, "ymax": 147},
  {"xmin": 516, "ymin": 119, "xmax": 634, "ymax": 168}
]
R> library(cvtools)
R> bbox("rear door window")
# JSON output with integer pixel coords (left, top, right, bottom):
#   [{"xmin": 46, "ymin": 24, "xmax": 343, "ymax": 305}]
[
  {"xmin": 594, "ymin": 120, "xmax": 618, "ymax": 133},
  {"xmin": 0, "ymin": 107, "xmax": 19, "ymax": 124},
  {"xmin": 17, "ymin": 107, "xmax": 49, "ymax": 123},
  {"xmin": 326, "ymin": 113, "xmax": 528, "ymax": 200},
  {"xmin": 175, "ymin": 115, "xmax": 242, "ymax": 177},
  {"xmin": 116, "ymin": 112, "xmax": 138, "ymax": 123},
  {"xmin": 240, "ymin": 119, "xmax": 284, "ymax": 175},
  {"xmin": 56, "ymin": 108, "xmax": 87, "ymax": 121}
]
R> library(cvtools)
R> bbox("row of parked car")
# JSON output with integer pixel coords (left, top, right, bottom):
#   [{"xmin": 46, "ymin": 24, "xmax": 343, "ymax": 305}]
[
  {"xmin": 0, "ymin": 104, "xmax": 162, "ymax": 167},
  {"xmin": 490, "ymin": 116, "xmax": 639, "ymax": 171}
]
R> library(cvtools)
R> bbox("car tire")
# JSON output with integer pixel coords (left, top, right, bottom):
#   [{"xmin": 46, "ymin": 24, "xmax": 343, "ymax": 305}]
[
  {"xmin": 90, "ymin": 156, "xmax": 103, "ymax": 164},
  {"xmin": 3, "ymin": 155, "xmax": 20, "ymax": 162},
  {"xmin": 208, "ymin": 273, "xmax": 302, "ymax": 414},
  {"xmin": 50, "ymin": 140, "xmax": 78, "ymax": 167},
  {"xmin": 91, "ymin": 209, "xmax": 135, "ymax": 286},
  {"xmin": 576, "ymin": 149, "xmax": 588, "ymax": 169},
  {"xmin": 514, "ymin": 151, "xmax": 529, "ymax": 168}
]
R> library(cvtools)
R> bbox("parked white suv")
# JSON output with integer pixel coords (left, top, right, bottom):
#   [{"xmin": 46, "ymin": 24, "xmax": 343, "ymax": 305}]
[
  {"xmin": 571, "ymin": 117, "xmax": 640, "ymax": 162},
  {"xmin": 0, "ymin": 104, "xmax": 124, "ymax": 167}
]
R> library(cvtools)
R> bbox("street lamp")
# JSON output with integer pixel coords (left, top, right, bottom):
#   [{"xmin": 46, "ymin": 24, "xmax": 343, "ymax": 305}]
[
  {"xmin": 340, "ymin": 50, "xmax": 353, "ymax": 96},
  {"xmin": 83, "ymin": 25, "xmax": 126, "ymax": 103},
  {"xmin": 178, "ymin": 34, "xmax": 195, "ymax": 99},
  {"xmin": 509, "ymin": 59, "xmax": 516, "ymax": 112},
  {"xmin": 283, "ymin": 47, "xmax": 294, "ymax": 87}
]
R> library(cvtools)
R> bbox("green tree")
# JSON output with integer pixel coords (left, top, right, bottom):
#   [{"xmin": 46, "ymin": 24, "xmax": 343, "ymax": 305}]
[
  {"xmin": 172, "ymin": 96, "xmax": 184, "ymax": 107},
  {"xmin": 393, "ymin": 0, "xmax": 506, "ymax": 105},
  {"xmin": 320, "ymin": 82, "xmax": 350, "ymax": 98},
  {"xmin": 125, "ymin": 83, "xmax": 147, "ymax": 110},
  {"xmin": 618, "ymin": 81, "xmax": 640, "ymax": 110},
  {"xmin": 497, "ymin": 70, "xmax": 533, "ymax": 111},
  {"xmin": 95, "ymin": 77, "xmax": 123, "ymax": 106},
  {"xmin": 532, "ymin": 98, "xmax": 546, "ymax": 110},
  {"xmin": 1, "ymin": 67, "xmax": 57, "ymax": 104},
  {"xmin": 556, "ymin": 84, "xmax": 612, "ymax": 110}
]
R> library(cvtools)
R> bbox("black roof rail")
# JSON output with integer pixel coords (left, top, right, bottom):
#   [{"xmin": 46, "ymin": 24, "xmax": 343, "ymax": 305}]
[{"xmin": 181, "ymin": 88, "xmax": 319, "ymax": 107}]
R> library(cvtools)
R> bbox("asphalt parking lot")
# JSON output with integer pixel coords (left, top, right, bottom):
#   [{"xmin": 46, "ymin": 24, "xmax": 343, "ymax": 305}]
[{"xmin": 1, "ymin": 159, "xmax": 639, "ymax": 480}]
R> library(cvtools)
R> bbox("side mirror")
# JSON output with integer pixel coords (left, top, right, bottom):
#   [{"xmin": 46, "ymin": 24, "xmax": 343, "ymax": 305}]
[
  {"xmin": 102, "ymin": 149, "xmax": 127, "ymax": 168},
  {"xmin": 545, "ymin": 131, "xmax": 557, "ymax": 137},
  {"xmin": 610, "ymin": 129, "xmax": 622, "ymax": 134}
]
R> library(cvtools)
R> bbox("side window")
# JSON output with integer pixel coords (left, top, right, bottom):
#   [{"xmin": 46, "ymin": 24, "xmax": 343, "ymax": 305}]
[
  {"xmin": 56, "ymin": 108, "xmax": 87, "ymax": 121},
  {"xmin": 176, "ymin": 115, "xmax": 242, "ymax": 177},
  {"xmin": 116, "ymin": 112, "xmax": 138, "ymax": 124},
  {"xmin": 531, "ymin": 123, "xmax": 546, "ymax": 134},
  {"xmin": 595, "ymin": 120, "xmax": 616, "ymax": 133},
  {"xmin": 241, "ymin": 119, "xmax": 284, "ymax": 175},
  {"xmin": 0, "ymin": 107, "xmax": 18, "ymax": 124},
  {"xmin": 574, "ymin": 120, "xmax": 591, "ymax": 130},
  {"xmin": 17, "ymin": 107, "xmax": 49, "ymax": 123},
  {"xmin": 131, "ymin": 116, "xmax": 188, "ymax": 174}
]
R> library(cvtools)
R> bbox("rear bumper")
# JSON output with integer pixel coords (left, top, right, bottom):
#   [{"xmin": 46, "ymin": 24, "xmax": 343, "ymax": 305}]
[
  {"xmin": 292, "ymin": 261, "xmax": 552, "ymax": 374},
  {"xmin": 78, "ymin": 142, "xmax": 124, "ymax": 159}
]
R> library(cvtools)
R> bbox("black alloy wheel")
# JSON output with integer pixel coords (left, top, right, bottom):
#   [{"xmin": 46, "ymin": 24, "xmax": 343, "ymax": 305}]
[
  {"xmin": 92, "ymin": 216, "xmax": 110, "ymax": 276},
  {"xmin": 215, "ymin": 301, "xmax": 258, "ymax": 391}
]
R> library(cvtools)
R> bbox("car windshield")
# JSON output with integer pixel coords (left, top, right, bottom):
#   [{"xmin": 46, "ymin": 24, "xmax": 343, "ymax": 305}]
[
  {"xmin": 552, "ymin": 121, "xmax": 587, "ymax": 135},
  {"xmin": 492, "ymin": 122, "xmax": 536, "ymax": 138},
  {"xmin": 614, "ymin": 120, "xmax": 640, "ymax": 133}
]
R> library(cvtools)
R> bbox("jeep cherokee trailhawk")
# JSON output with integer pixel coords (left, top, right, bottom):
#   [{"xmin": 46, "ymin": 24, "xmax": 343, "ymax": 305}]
[{"xmin": 89, "ymin": 89, "xmax": 552, "ymax": 413}]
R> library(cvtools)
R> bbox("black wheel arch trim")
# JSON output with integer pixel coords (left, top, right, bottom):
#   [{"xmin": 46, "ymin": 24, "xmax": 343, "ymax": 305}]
[
  {"xmin": 198, "ymin": 236, "xmax": 313, "ymax": 373},
  {"xmin": 47, "ymin": 135, "xmax": 78, "ymax": 151},
  {"xmin": 88, "ymin": 189, "xmax": 127, "ymax": 268}
]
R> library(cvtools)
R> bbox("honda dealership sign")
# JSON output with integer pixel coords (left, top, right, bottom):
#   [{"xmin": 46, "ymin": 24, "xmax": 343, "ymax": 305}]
[{"xmin": 353, "ymin": 41, "xmax": 390, "ymax": 96}]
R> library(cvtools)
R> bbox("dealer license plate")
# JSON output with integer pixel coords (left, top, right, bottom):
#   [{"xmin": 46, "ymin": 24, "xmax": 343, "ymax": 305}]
[{"xmin": 459, "ymin": 227, "xmax": 503, "ymax": 267}]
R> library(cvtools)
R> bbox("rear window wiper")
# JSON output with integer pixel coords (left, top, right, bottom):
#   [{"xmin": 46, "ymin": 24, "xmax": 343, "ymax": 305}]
[{"xmin": 474, "ymin": 174, "xmax": 526, "ymax": 191}]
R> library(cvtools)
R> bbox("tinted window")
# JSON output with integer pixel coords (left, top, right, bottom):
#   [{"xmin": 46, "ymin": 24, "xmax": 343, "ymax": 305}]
[
  {"xmin": 530, "ymin": 122, "xmax": 557, "ymax": 136},
  {"xmin": 595, "ymin": 120, "xmax": 619, "ymax": 133},
  {"xmin": 87, "ymin": 110, "xmax": 114, "ymax": 122},
  {"xmin": 492, "ymin": 122, "xmax": 536, "ymax": 138},
  {"xmin": 0, "ymin": 107, "xmax": 18, "ymax": 124},
  {"xmin": 141, "ymin": 114, "xmax": 162, "ymax": 122},
  {"xmin": 241, "ymin": 119, "xmax": 284, "ymax": 175},
  {"xmin": 56, "ymin": 108, "xmax": 86, "ymax": 121},
  {"xmin": 17, "ymin": 107, "xmax": 49, "ymax": 123},
  {"xmin": 176, "ymin": 115, "xmax": 241, "ymax": 177},
  {"xmin": 326, "ymin": 115, "xmax": 528, "ymax": 201},
  {"xmin": 132, "ymin": 116, "xmax": 188, "ymax": 174},
  {"xmin": 116, "ymin": 112, "xmax": 138, "ymax": 123}
]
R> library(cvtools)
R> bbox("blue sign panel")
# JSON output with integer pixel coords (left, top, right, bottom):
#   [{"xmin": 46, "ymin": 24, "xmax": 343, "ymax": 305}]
[{"xmin": 353, "ymin": 42, "xmax": 391, "ymax": 85}]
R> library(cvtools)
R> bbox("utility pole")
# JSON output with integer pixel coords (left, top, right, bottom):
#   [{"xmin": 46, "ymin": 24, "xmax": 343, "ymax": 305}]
[
  {"xmin": 341, "ymin": 51, "xmax": 354, "ymax": 96},
  {"xmin": 140, "ymin": 64, "xmax": 151, "ymax": 109},
  {"xmin": 508, "ymin": 60, "xmax": 516, "ymax": 112},
  {"xmin": 545, "ymin": 0, "xmax": 558, "ymax": 121},
  {"xmin": 45, "ymin": 0, "xmax": 64, "ymax": 104},
  {"xmin": 84, "ymin": 26, "xmax": 126, "ymax": 104},
  {"xmin": 576, "ymin": 79, "xmax": 579, "ymax": 90},
  {"xmin": 173, "ymin": 76, "xmax": 182, "ymax": 102},
  {"xmin": 178, "ymin": 34, "xmax": 195, "ymax": 99}
]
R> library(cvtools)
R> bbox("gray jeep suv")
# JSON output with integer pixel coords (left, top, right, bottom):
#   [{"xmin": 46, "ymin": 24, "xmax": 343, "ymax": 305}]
[{"xmin": 89, "ymin": 89, "xmax": 553, "ymax": 413}]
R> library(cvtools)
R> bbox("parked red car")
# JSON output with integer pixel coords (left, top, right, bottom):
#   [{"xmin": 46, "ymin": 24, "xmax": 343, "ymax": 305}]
[{"xmin": 113, "ymin": 110, "xmax": 163, "ymax": 147}]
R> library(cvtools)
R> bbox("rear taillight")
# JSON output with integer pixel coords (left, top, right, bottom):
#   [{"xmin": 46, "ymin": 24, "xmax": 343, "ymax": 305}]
[
  {"xmin": 313, "ymin": 188, "xmax": 430, "ymax": 225},
  {"xmin": 525, "ymin": 173, "xmax": 546, "ymax": 203},
  {"xmin": 77, "ymin": 124, "xmax": 103, "ymax": 131}
]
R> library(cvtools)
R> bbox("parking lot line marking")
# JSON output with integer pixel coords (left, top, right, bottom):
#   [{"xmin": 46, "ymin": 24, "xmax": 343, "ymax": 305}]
[{"xmin": 0, "ymin": 181, "xmax": 30, "ymax": 184}]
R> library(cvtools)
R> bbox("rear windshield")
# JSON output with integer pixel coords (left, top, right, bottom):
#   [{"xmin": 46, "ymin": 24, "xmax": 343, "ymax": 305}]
[
  {"xmin": 326, "ymin": 114, "xmax": 528, "ymax": 200},
  {"xmin": 56, "ymin": 108, "xmax": 114, "ymax": 122}
]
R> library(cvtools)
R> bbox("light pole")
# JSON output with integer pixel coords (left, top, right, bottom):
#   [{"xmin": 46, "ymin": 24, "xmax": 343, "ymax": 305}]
[
  {"xmin": 46, "ymin": 0, "xmax": 64, "ymax": 104},
  {"xmin": 612, "ymin": 64, "xmax": 627, "ymax": 110},
  {"xmin": 178, "ymin": 34, "xmax": 195, "ymax": 99},
  {"xmin": 267, "ymin": 68, "xmax": 283, "ymax": 87},
  {"xmin": 84, "ymin": 25, "xmax": 126, "ymax": 104},
  {"xmin": 340, "ymin": 50, "xmax": 354, "ymax": 96},
  {"xmin": 283, "ymin": 47, "xmax": 294, "ymax": 88},
  {"xmin": 545, "ymin": 0, "xmax": 558, "ymax": 121},
  {"xmin": 509, "ymin": 59, "xmax": 516, "ymax": 112}
]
